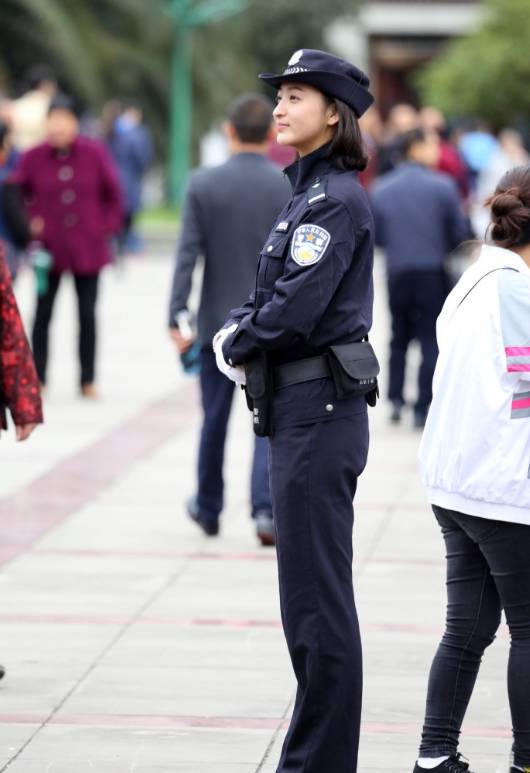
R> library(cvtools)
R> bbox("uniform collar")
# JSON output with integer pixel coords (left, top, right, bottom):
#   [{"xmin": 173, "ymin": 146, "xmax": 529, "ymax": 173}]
[{"xmin": 285, "ymin": 142, "xmax": 334, "ymax": 194}]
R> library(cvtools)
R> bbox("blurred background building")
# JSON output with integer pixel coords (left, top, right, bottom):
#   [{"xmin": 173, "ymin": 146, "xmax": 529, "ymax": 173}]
[{"xmin": 330, "ymin": 0, "xmax": 484, "ymax": 113}]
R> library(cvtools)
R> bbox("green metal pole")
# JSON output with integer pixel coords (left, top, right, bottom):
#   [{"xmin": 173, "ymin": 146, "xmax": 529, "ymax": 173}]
[
  {"xmin": 167, "ymin": 0, "xmax": 246, "ymax": 205},
  {"xmin": 169, "ymin": 22, "xmax": 192, "ymax": 205}
]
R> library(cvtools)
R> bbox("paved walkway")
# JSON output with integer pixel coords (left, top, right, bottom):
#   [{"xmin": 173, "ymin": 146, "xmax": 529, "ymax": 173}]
[{"xmin": 0, "ymin": 243, "xmax": 512, "ymax": 772}]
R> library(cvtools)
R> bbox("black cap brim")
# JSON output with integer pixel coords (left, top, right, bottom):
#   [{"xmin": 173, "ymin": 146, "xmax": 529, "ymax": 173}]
[{"xmin": 259, "ymin": 69, "xmax": 374, "ymax": 118}]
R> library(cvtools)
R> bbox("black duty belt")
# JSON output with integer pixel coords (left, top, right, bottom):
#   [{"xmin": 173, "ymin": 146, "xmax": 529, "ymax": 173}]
[{"xmin": 273, "ymin": 355, "xmax": 331, "ymax": 390}]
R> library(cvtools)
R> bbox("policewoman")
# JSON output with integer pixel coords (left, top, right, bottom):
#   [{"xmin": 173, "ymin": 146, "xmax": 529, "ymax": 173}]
[{"xmin": 213, "ymin": 50, "xmax": 377, "ymax": 773}]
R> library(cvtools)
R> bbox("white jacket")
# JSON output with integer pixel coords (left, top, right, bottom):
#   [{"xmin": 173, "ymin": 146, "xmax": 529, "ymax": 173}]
[{"xmin": 419, "ymin": 244, "xmax": 530, "ymax": 524}]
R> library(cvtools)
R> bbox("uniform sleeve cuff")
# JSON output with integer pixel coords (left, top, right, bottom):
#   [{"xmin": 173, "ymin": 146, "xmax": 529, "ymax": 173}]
[{"xmin": 221, "ymin": 329, "xmax": 238, "ymax": 365}]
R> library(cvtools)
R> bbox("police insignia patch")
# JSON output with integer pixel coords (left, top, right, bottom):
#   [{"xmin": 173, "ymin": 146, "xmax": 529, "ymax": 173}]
[{"xmin": 291, "ymin": 224, "xmax": 331, "ymax": 267}]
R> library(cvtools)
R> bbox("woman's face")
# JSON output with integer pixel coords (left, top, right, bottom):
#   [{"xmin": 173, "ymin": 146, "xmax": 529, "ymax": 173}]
[
  {"xmin": 46, "ymin": 108, "xmax": 79, "ymax": 149},
  {"xmin": 273, "ymin": 82, "xmax": 338, "ymax": 157}
]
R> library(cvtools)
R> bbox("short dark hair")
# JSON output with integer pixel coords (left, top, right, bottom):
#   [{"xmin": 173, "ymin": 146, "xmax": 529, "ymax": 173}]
[
  {"xmin": 47, "ymin": 93, "xmax": 80, "ymax": 119},
  {"xmin": 398, "ymin": 128, "xmax": 427, "ymax": 159},
  {"xmin": 26, "ymin": 64, "xmax": 56, "ymax": 91},
  {"xmin": 326, "ymin": 98, "xmax": 368, "ymax": 172},
  {"xmin": 228, "ymin": 93, "xmax": 274, "ymax": 144}
]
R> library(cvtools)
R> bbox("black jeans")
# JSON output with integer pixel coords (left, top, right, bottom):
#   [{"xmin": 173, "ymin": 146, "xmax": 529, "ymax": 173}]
[
  {"xmin": 32, "ymin": 272, "xmax": 99, "ymax": 386},
  {"xmin": 419, "ymin": 505, "xmax": 530, "ymax": 766},
  {"xmin": 387, "ymin": 269, "xmax": 447, "ymax": 415}
]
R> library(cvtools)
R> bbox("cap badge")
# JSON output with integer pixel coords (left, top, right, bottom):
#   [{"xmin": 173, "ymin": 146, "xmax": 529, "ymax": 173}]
[{"xmin": 288, "ymin": 50, "xmax": 304, "ymax": 66}]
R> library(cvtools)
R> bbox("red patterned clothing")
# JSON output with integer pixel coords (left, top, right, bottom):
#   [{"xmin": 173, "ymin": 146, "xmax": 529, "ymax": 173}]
[{"xmin": 0, "ymin": 251, "xmax": 43, "ymax": 428}]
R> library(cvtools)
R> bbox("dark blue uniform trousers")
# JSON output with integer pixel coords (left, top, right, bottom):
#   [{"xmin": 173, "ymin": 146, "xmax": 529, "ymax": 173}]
[
  {"xmin": 269, "ymin": 386, "xmax": 369, "ymax": 773},
  {"xmin": 197, "ymin": 347, "xmax": 271, "ymax": 525}
]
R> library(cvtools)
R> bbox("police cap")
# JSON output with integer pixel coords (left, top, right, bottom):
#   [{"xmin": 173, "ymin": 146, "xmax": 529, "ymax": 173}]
[{"xmin": 259, "ymin": 49, "xmax": 374, "ymax": 118}]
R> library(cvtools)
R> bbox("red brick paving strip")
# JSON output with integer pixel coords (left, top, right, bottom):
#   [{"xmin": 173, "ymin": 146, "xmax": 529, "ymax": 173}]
[
  {"xmin": 0, "ymin": 713, "xmax": 512, "ymax": 739},
  {"xmin": 0, "ymin": 385, "xmax": 198, "ymax": 568},
  {"xmin": 0, "ymin": 385, "xmax": 513, "ymax": 750}
]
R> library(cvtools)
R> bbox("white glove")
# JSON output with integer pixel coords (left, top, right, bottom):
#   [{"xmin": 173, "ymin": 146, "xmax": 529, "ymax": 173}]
[
  {"xmin": 212, "ymin": 326, "xmax": 231, "ymax": 350},
  {"xmin": 212, "ymin": 324, "xmax": 246, "ymax": 385},
  {"xmin": 229, "ymin": 366, "xmax": 246, "ymax": 386}
]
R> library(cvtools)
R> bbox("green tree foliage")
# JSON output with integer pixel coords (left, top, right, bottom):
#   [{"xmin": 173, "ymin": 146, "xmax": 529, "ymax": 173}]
[
  {"xmin": 0, "ymin": 0, "xmax": 354, "ymax": 158},
  {"xmin": 417, "ymin": 0, "xmax": 530, "ymax": 127},
  {"xmin": 189, "ymin": 0, "xmax": 357, "ymax": 187},
  {"xmin": 192, "ymin": 0, "xmax": 354, "ymax": 137},
  {"xmin": 0, "ymin": 0, "xmax": 172, "ymax": 152}
]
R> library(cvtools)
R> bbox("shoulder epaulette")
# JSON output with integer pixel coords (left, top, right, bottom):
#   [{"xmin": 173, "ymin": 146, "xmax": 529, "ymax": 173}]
[{"xmin": 307, "ymin": 176, "xmax": 328, "ymax": 205}]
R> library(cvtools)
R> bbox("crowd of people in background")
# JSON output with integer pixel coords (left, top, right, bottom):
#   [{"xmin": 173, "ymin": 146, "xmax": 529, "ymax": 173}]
[
  {"xmin": 359, "ymin": 101, "xmax": 529, "ymax": 226},
  {"xmin": 0, "ymin": 66, "xmax": 154, "ymax": 398},
  {"xmin": 0, "ymin": 63, "xmax": 529, "ymax": 415},
  {"xmin": 0, "ymin": 65, "xmax": 154, "ymax": 275},
  {"xmin": 356, "ymin": 102, "xmax": 530, "ymax": 425}
]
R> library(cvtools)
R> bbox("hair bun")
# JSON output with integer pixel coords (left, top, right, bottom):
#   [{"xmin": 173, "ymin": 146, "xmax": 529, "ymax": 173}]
[
  {"xmin": 490, "ymin": 190, "xmax": 525, "ymax": 217},
  {"xmin": 487, "ymin": 182, "xmax": 530, "ymax": 248}
]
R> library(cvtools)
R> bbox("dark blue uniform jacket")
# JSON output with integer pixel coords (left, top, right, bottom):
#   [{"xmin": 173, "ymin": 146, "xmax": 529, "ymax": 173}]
[{"xmin": 222, "ymin": 143, "xmax": 374, "ymax": 370}]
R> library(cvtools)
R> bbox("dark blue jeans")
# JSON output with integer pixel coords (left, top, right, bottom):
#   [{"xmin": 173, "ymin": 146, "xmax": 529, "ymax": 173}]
[
  {"xmin": 419, "ymin": 505, "xmax": 530, "ymax": 766},
  {"xmin": 387, "ymin": 269, "xmax": 447, "ymax": 415},
  {"xmin": 196, "ymin": 347, "xmax": 271, "ymax": 525}
]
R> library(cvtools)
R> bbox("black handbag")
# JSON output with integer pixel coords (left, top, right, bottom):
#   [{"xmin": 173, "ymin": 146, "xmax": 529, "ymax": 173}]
[{"xmin": 327, "ymin": 340, "xmax": 380, "ymax": 406}]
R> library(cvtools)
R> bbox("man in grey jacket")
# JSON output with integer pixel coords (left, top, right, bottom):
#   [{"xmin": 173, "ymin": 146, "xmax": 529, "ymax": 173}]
[{"xmin": 169, "ymin": 93, "xmax": 288, "ymax": 544}]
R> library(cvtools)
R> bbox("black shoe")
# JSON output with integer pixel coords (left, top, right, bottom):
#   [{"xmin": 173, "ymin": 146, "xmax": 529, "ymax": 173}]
[
  {"xmin": 413, "ymin": 754, "xmax": 473, "ymax": 773},
  {"xmin": 186, "ymin": 496, "xmax": 219, "ymax": 537},
  {"xmin": 413, "ymin": 409, "xmax": 427, "ymax": 429},
  {"xmin": 0, "ymin": 665, "xmax": 5, "ymax": 680},
  {"xmin": 255, "ymin": 511, "xmax": 275, "ymax": 547},
  {"xmin": 390, "ymin": 400, "xmax": 402, "ymax": 423}
]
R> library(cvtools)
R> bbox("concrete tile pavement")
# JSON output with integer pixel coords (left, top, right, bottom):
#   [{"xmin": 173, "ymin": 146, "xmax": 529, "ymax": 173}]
[{"xmin": 0, "ymin": 247, "xmax": 513, "ymax": 772}]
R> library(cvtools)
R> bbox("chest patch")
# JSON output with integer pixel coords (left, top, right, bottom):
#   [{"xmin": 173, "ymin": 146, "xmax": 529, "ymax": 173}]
[{"xmin": 291, "ymin": 224, "xmax": 331, "ymax": 267}]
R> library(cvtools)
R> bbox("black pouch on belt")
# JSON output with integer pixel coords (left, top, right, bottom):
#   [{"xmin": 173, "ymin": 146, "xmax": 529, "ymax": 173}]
[
  {"xmin": 244, "ymin": 351, "xmax": 272, "ymax": 437},
  {"xmin": 327, "ymin": 341, "xmax": 380, "ymax": 406}
]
